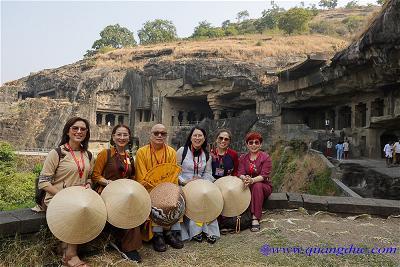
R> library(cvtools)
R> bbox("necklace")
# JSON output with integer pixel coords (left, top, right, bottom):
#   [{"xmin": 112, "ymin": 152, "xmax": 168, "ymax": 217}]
[
  {"xmin": 150, "ymin": 144, "xmax": 167, "ymax": 167},
  {"xmin": 66, "ymin": 143, "xmax": 85, "ymax": 178}
]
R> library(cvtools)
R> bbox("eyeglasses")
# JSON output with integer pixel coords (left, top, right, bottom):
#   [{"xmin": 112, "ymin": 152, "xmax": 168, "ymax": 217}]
[
  {"xmin": 114, "ymin": 133, "xmax": 130, "ymax": 138},
  {"xmin": 218, "ymin": 136, "xmax": 230, "ymax": 142},
  {"xmin": 152, "ymin": 131, "xmax": 168, "ymax": 137},
  {"xmin": 70, "ymin": 126, "xmax": 87, "ymax": 133},
  {"xmin": 247, "ymin": 140, "xmax": 260, "ymax": 145}
]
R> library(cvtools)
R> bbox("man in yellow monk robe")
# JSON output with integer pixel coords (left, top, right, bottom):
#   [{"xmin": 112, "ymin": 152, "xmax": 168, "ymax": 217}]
[{"xmin": 135, "ymin": 124, "xmax": 184, "ymax": 252}]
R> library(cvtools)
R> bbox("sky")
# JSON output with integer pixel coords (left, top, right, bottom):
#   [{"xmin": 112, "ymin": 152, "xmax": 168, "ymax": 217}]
[{"xmin": 1, "ymin": 0, "xmax": 377, "ymax": 85}]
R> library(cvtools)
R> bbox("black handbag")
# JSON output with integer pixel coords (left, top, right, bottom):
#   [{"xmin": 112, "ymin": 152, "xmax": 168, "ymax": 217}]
[{"xmin": 218, "ymin": 208, "xmax": 252, "ymax": 233}]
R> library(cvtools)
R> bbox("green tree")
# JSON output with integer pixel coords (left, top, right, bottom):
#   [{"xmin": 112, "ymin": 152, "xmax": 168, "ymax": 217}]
[
  {"xmin": 0, "ymin": 141, "xmax": 15, "ymax": 164},
  {"xmin": 221, "ymin": 20, "xmax": 231, "ymax": 29},
  {"xmin": 237, "ymin": 20, "xmax": 257, "ymax": 34},
  {"xmin": 85, "ymin": 24, "xmax": 136, "ymax": 57},
  {"xmin": 224, "ymin": 25, "xmax": 239, "ymax": 36},
  {"xmin": 278, "ymin": 7, "xmax": 313, "ymax": 34},
  {"xmin": 342, "ymin": 15, "xmax": 364, "ymax": 33},
  {"xmin": 319, "ymin": 0, "xmax": 338, "ymax": 9},
  {"xmin": 191, "ymin": 21, "xmax": 225, "ymax": 38},
  {"xmin": 255, "ymin": 4, "xmax": 285, "ymax": 33},
  {"xmin": 345, "ymin": 0, "xmax": 359, "ymax": 8},
  {"xmin": 138, "ymin": 19, "xmax": 178, "ymax": 45},
  {"xmin": 236, "ymin": 10, "xmax": 250, "ymax": 23},
  {"xmin": 376, "ymin": 0, "xmax": 387, "ymax": 4}
]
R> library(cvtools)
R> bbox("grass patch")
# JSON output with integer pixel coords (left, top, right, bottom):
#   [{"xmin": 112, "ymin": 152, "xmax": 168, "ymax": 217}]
[
  {"xmin": 271, "ymin": 140, "xmax": 338, "ymax": 196},
  {"xmin": 0, "ymin": 227, "xmax": 59, "ymax": 266},
  {"xmin": 0, "ymin": 142, "xmax": 37, "ymax": 211}
]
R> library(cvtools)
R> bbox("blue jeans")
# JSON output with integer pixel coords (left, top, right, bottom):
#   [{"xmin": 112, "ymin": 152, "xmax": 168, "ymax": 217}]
[{"xmin": 337, "ymin": 149, "xmax": 343, "ymax": 160}]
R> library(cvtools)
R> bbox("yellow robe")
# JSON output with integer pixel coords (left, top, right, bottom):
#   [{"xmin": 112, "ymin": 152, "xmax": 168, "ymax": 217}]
[{"xmin": 135, "ymin": 144, "xmax": 177, "ymax": 240}]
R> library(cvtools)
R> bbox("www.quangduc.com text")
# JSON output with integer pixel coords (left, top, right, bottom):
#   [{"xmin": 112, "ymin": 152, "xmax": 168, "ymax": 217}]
[{"xmin": 260, "ymin": 244, "xmax": 399, "ymax": 256}]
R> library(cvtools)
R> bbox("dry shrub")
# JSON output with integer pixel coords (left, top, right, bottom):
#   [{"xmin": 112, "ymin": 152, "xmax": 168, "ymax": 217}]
[
  {"xmin": 281, "ymin": 154, "xmax": 326, "ymax": 192},
  {"xmin": 89, "ymin": 34, "xmax": 347, "ymax": 70}
]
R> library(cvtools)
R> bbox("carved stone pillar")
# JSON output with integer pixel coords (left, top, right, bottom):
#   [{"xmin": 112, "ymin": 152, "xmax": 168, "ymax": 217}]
[{"xmin": 101, "ymin": 113, "xmax": 106, "ymax": 125}]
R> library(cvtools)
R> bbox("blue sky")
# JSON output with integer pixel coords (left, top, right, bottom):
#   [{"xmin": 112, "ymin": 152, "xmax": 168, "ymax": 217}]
[{"xmin": 1, "ymin": 0, "xmax": 376, "ymax": 84}]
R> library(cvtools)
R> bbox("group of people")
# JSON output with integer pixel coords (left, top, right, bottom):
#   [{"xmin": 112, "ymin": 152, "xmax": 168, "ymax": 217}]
[
  {"xmin": 326, "ymin": 139, "xmax": 350, "ymax": 160},
  {"xmin": 38, "ymin": 117, "xmax": 272, "ymax": 266},
  {"xmin": 383, "ymin": 139, "xmax": 400, "ymax": 167}
]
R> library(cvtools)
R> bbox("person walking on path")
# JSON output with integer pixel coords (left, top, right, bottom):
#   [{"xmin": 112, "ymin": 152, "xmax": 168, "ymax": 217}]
[
  {"xmin": 335, "ymin": 142, "xmax": 344, "ymax": 160},
  {"xmin": 393, "ymin": 139, "xmax": 400, "ymax": 165},
  {"xmin": 343, "ymin": 139, "xmax": 350, "ymax": 159},
  {"xmin": 326, "ymin": 139, "xmax": 333, "ymax": 157},
  {"xmin": 383, "ymin": 142, "xmax": 393, "ymax": 167}
]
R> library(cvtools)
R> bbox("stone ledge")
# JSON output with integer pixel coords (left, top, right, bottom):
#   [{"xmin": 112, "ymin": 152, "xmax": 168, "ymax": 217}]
[
  {"xmin": 302, "ymin": 194, "xmax": 328, "ymax": 211},
  {"xmin": 0, "ymin": 209, "xmax": 46, "ymax": 238},
  {"xmin": 1, "ymin": 194, "xmax": 399, "ymax": 238}
]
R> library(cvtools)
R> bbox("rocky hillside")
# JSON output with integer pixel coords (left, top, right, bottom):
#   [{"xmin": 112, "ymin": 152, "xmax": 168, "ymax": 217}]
[
  {"xmin": 0, "ymin": 4, "xmax": 384, "ymax": 151},
  {"xmin": 0, "ymin": 33, "xmax": 348, "ymax": 150}
]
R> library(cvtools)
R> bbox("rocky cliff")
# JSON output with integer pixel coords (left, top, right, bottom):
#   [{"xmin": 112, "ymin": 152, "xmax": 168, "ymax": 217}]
[{"xmin": 0, "ymin": 35, "xmax": 347, "ymax": 151}]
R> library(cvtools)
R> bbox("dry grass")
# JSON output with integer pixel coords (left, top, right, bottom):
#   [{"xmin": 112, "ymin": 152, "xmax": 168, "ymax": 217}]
[
  {"xmin": 93, "ymin": 34, "xmax": 348, "ymax": 70},
  {"xmin": 1, "ymin": 210, "xmax": 398, "ymax": 266},
  {"xmin": 313, "ymin": 6, "xmax": 379, "ymax": 24},
  {"xmin": 280, "ymin": 154, "xmax": 326, "ymax": 193}
]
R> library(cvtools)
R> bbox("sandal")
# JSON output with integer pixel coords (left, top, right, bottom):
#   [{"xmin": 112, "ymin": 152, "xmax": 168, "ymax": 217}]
[
  {"xmin": 192, "ymin": 233, "xmax": 203, "ymax": 242},
  {"xmin": 206, "ymin": 235, "xmax": 217, "ymax": 244},
  {"xmin": 250, "ymin": 219, "xmax": 261, "ymax": 232}
]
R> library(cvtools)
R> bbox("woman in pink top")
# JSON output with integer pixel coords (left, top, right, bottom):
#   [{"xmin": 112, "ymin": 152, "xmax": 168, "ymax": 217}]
[{"xmin": 237, "ymin": 132, "xmax": 272, "ymax": 232}]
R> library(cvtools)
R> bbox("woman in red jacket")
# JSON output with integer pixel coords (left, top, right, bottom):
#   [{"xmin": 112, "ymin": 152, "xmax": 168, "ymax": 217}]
[{"xmin": 237, "ymin": 131, "xmax": 272, "ymax": 232}]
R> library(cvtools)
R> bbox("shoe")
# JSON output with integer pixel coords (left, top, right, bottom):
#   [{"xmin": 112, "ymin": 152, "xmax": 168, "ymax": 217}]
[
  {"xmin": 152, "ymin": 233, "xmax": 167, "ymax": 252},
  {"xmin": 165, "ymin": 230, "xmax": 184, "ymax": 249},
  {"xmin": 109, "ymin": 242, "xmax": 141, "ymax": 262},
  {"xmin": 250, "ymin": 219, "xmax": 261, "ymax": 232},
  {"xmin": 124, "ymin": 250, "xmax": 142, "ymax": 263},
  {"xmin": 192, "ymin": 233, "xmax": 203, "ymax": 242},
  {"xmin": 206, "ymin": 235, "xmax": 217, "ymax": 244}
]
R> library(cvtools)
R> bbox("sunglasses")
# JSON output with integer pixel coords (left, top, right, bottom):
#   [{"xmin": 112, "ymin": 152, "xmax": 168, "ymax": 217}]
[
  {"xmin": 70, "ymin": 126, "xmax": 87, "ymax": 133},
  {"xmin": 218, "ymin": 136, "xmax": 230, "ymax": 142},
  {"xmin": 247, "ymin": 140, "xmax": 260, "ymax": 145},
  {"xmin": 152, "ymin": 131, "xmax": 168, "ymax": 137}
]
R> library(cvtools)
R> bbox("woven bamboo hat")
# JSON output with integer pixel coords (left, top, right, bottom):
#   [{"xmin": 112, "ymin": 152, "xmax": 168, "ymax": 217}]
[
  {"xmin": 149, "ymin": 182, "xmax": 185, "ymax": 227},
  {"xmin": 46, "ymin": 186, "xmax": 107, "ymax": 244},
  {"xmin": 101, "ymin": 179, "xmax": 151, "ymax": 229},
  {"xmin": 214, "ymin": 176, "xmax": 251, "ymax": 217},
  {"xmin": 182, "ymin": 179, "xmax": 223, "ymax": 222}
]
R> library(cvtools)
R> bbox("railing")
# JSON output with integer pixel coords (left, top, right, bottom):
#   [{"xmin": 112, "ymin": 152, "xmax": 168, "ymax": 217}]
[{"xmin": 17, "ymin": 148, "xmax": 52, "ymax": 153}]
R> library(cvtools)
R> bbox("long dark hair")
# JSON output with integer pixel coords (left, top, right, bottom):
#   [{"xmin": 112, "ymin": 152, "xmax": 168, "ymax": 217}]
[
  {"xmin": 59, "ymin": 117, "xmax": 90, "ymax": 150},
  {"xmin": 184, "ymin": 126, "xmax": 208, "ymax": 152}
]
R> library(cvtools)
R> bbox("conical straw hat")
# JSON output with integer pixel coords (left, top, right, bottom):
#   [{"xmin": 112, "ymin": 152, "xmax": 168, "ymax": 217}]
[
  {"xmin": 101, "ymin": 179, "xmax": 151, "ymax": 229},
  {"xmin": 214, "ymin": 176, "xmax": 251, "ymax": 217},
  {"xmin": 182, "ymin": 179, "xmax": 223, "ymax": 222},
  {"xmin": 46, "ymin": 186, "xmax": 107, "ymax": 244},
  {"xmin": 149, "ymin": 182, "xmax": 185, "ymax": 227}
]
